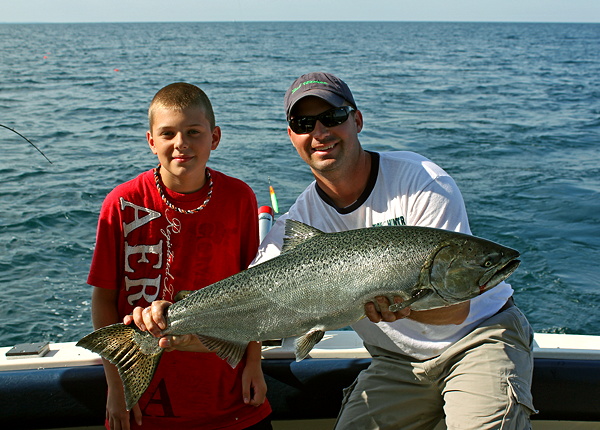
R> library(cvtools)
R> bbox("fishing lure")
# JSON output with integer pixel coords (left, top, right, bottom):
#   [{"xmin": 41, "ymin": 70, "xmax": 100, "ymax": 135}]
[{"xmin": 268, "ymin": 177, "xmax": 279, "ymax": 213}]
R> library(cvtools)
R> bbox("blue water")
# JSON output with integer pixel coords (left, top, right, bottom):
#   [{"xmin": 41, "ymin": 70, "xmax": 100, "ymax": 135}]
[{"xmin": 0, "ymin": 22, "xmax": 598, "ymax": 345}]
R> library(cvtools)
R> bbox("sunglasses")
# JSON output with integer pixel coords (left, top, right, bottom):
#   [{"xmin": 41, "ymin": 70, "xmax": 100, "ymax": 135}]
[{"xmin": 288, "ymin": 106, "xmax": 355, "ymax": 134}]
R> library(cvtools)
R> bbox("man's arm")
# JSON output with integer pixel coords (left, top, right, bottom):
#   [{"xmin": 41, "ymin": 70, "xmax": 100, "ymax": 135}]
[
  {"xmin": 365, "ymin": 167, "xmax": 473, "ymax": 325},
  {"xmin": 365, "ymin": 296, "xmax": 470, "ymax": 325}
]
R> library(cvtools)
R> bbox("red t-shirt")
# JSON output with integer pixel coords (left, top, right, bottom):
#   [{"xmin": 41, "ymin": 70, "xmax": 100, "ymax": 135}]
[{"xmin": 88, "ymin": 168, "xmax": 271, "ymax": 429}]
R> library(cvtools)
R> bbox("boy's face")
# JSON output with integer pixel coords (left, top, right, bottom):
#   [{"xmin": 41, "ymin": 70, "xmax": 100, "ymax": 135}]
[{"xmin": 147, "ymin": 106, "xmax": 220, "ymax": 193}]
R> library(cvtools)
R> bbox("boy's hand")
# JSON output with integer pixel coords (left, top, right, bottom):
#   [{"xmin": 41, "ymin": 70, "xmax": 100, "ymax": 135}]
[
  {"xmin": 123, "ymin": 301, "xmax": 211, "ymax": 353},
  {"xmin": 159, "ymin": 334, "xmax": 204, "ymax": 352},
  {"xmin": 242, "ymin": 362, "xmax": 268, "ymax": 407},
  {"xmin": 124, "ymin": 300, "xmax": 172, "ymax": 337},
  {"xmin": 242, "ymin": 341, "xmax": 267, "ymax": 407},
  {"xmin": 105, "ymin": 371, "xmax": 142, "ymax": 429},
  {"xmin": 365, "ymin": 296, "xmax": 411, "ymax": 322}
]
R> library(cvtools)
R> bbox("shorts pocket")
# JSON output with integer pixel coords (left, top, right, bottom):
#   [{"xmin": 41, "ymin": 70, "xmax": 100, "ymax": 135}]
[
  {"xmin": 503, "ymin": 375, "xmax": 538, "ymax": 429},
  {"xmin": 339, "ymin": 378, "xmax": 359, "ymax": 410},
  {"xmin": 333, "ymin": 378, "xmax": 360, "ymax": 430}
]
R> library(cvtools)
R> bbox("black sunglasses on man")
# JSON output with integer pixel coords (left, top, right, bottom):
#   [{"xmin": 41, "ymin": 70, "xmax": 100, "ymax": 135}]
[{"xmin": 288, "ymin": 106, "xmax": 355, "ymax": 135}]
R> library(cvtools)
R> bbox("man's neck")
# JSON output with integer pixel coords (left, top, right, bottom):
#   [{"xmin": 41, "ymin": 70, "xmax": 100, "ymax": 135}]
[{"xmin": 314, "ymin": 150, "xmax": 372, "ymax": 209}]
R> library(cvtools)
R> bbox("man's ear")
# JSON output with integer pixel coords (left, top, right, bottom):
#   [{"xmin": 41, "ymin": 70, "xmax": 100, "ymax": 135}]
[{"xmin": 354, "ymin": 110, "xmax": 363, "ymax": 133}]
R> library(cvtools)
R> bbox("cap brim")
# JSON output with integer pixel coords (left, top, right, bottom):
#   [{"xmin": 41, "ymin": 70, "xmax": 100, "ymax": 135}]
[{"xmin": 286, "ymin": 90, "xmax": 347, "ymax": 119}]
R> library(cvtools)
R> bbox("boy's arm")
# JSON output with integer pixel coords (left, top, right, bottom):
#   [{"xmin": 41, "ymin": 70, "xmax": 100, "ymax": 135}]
[
  {"xmin": 92, "ymin": 287, "xmax": 142, "ymax": 428},
  {"xmin": 125, "ymin": 304, "xmax": 267, "ymax": 405},
  {"xmin": 124, "ymin": 301, "xmax": 211, "ymax": 352},
  {"xmin": 92, "ymin": 286, "xmax": 120, "ymax": 329},
  {"xmin": 242, "ymin": 341, "xmax": 268, "ymax": 406}
]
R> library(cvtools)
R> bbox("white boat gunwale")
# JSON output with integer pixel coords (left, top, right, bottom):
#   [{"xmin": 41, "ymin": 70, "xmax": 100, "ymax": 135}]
[{"xmin": 1, "ymin": 330, "xmax": 599, "ymax": 429}]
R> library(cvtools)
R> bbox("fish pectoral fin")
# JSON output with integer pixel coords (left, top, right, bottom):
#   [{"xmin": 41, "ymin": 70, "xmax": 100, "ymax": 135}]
[
  {"xmin": 76, "ymin": 323, "xmax": 162, "ymax": 411},
  {"xmin": 388, "ymin": 289, "xmax": 433, "ymax": 312},
  {"xmin": 294, "ymin": 329, "xmax": 325, "ymax": 362},
  {"xmin": 197, "ymin": 335, "xmax": 248, "ymax": 368},
  {"xmin": 282, "ymin": 220, "xmax": 324, "ymax": 253}
]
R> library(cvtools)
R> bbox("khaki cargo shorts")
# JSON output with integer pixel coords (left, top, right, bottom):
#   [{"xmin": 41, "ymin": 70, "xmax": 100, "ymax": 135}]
[{"xmin": 334, "ymin": 305, "xmax": 536, "ymax": 430}]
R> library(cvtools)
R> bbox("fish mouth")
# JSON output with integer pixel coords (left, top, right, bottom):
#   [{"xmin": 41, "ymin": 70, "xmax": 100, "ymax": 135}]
[{"xmin": 479, "ymin": 259, "xmax": 521, "ymax": 292}]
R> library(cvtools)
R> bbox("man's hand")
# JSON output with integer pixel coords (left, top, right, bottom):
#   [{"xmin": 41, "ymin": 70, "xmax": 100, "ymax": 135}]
[{"xmin": 365, "ymin": 296, "xmax": 411, "ymax": 322}]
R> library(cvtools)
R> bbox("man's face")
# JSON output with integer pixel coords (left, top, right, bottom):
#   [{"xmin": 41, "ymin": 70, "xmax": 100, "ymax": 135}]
[{"xmin": 287, "ymin": 96, "xmax": 363, "ymax": 176}]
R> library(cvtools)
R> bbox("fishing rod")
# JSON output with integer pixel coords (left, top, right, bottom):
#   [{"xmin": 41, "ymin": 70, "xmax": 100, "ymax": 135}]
[{"xmin": 0, "ymin": 124, "xmax": 52, "ymax": 164}]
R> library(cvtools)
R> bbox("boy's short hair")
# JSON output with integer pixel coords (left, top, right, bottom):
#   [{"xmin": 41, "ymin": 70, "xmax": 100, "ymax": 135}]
[{"xmin": 149, "ymin": 82, "xmax": 216, "ymax": 129}]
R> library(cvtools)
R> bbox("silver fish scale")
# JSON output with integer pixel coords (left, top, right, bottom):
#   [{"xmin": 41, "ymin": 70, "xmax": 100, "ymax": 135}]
[{"xmin": 162, "ymin": 226, "xmax": 450, "ymax": 342}]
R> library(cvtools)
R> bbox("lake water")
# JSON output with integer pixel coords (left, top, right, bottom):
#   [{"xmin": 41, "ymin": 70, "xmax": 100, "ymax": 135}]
[{"xmin": 0, "ymin": 21, "xmax": 598, "ymax": 346}]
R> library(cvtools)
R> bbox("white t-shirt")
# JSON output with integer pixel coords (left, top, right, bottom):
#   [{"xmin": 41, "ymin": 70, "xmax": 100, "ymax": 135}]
[{"xmin": 253, "ymin": 151, "xmax": 513, "ymax": 359}]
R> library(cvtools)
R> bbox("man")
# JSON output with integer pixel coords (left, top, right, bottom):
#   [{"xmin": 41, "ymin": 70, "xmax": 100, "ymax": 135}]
[{"xmin": 253, "ymin": 72, "xmax": 536, "ymax": 429}]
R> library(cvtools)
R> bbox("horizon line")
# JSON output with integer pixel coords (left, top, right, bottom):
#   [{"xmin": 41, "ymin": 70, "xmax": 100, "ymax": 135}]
[{"xmin": 1, "ymin": 19, "xmax": 599, "ymax": 25}]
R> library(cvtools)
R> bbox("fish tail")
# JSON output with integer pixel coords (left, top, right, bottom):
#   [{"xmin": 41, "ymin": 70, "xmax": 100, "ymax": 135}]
[{"xmin": 76, "ymin": 323, "xmax": 163, "ymax": 410}]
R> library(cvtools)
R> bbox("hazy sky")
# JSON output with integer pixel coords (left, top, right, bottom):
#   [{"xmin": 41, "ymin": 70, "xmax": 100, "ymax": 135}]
[{"xmin": 1, "ymin": 0, "xmax": 599, "ymax": 23}]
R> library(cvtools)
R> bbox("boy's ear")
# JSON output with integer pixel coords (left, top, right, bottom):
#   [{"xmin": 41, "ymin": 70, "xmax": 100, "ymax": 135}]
[
  {"xmin": 147, "ymin": 130, "xmax": 158, "ymax": 154},
  {"xmin": 211, "ymin": 126, "xmax": 222, "ymax": 150}
]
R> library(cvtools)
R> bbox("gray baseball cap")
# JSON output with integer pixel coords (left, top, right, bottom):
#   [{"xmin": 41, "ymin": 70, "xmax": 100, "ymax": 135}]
[{"xmin": 284, "ymin": 72, "xmax": 357, "ymax": 120}]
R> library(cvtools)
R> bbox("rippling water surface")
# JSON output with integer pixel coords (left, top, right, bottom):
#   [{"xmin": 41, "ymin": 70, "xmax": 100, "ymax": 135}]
[{"xmin": 0, "ymin": 22, "xmax": 598, "ymax": 345}]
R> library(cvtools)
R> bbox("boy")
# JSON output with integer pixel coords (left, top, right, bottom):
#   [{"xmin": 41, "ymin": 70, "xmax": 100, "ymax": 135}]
[{"xmin": 89, "ymin": 82, "xmax": 272, "ymax": 430}]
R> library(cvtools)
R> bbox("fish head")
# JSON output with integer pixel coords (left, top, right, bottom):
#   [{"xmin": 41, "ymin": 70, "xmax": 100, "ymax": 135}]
[{"xmin": 427, "ymin": 235, "xmax": 520, "ymax": 304}]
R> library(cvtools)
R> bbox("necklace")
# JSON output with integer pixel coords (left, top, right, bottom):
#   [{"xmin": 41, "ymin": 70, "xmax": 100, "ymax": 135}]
[{"xmin": 153, "ymin": 164, "xmax": 213, "ymax": 214}]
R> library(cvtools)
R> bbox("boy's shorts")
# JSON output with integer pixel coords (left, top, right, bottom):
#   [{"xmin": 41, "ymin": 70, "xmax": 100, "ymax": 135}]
[{"xmin": 334, "ymin": 304, "xmax": 537, "ymax": 430}]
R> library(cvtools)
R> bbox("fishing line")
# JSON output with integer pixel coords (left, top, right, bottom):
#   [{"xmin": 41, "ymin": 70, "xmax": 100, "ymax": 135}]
[{"xmin": 0, "ymin": 123, "xmax": 52, "ymax": 164}]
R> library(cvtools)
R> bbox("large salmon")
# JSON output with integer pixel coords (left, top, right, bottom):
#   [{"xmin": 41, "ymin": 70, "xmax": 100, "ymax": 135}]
[{"xmin": 77, "ymin": 219, "xmax": 520, "ymax": 409}]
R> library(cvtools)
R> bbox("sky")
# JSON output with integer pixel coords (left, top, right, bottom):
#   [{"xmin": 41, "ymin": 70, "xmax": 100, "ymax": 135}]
[{"xmin": 1, "ymin": 0, "xmax": 599, "ymax": 23}]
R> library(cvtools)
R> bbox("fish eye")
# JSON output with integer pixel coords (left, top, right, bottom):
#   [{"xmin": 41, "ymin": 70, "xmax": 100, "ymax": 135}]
[
  {"xmin": 482, "ymin": 255, "xmax": 500, "ymax": 268},
  {"xmin": 481, "ymin": 252, "xmax": 502, "ymax": 269}
]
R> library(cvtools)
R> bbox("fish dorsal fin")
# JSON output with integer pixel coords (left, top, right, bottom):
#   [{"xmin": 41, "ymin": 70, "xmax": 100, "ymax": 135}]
[
  {"xmin": 294, "ymin": 329, "xmax": 325, "ymax": 362},
  {"xmin": 282, "ymin": 219, "xmax": 324, "ymax": 253},
  {"xmin": 197, "ymin": 335, "xmax": 248, "ymax": 368}
]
